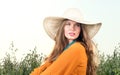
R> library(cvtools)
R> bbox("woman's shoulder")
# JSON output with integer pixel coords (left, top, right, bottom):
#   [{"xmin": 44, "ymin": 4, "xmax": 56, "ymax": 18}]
[
  {"xmin": 71, "ymin": 42, "xmax": 85, "ymax": 50},
  {"xmin": 64, "ymin": 42, "xmax": 87, "ymax": 61},
  {"xmin": 65, "ymin": 42, "xmax": 86, "ymax": 54},
  {"xmin": 70, "ymin": 42, "xmax": 87, "ymax": 61}
]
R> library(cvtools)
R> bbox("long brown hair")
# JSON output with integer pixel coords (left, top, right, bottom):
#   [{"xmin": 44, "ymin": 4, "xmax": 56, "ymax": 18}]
[
  {"xmin": 46, "ymin": 19, "xmax": 98, "ymax": 75},
  {"xmin": 46, "ymin": 19, "xmax": 69, "ymax": 62},
  {"xmin": 78, "ymin": 25, "xmax": 98, "ymax": 75}
]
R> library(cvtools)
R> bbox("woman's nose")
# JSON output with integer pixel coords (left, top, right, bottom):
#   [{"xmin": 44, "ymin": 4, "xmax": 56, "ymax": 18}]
[{"xmin": 70, "ymin": 25, "xmax": 75, "ymax": 30}]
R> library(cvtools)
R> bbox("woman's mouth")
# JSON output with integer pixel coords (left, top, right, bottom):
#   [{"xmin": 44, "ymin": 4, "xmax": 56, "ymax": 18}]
[{"xmin": 69, "ymin": 33, "xmax": 75, "ymax": 36}]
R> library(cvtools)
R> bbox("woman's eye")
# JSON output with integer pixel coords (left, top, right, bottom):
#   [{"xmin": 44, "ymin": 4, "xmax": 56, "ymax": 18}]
[{"xmin": 76, "ymin": 24, "xmax": 80, "ymax": 27}]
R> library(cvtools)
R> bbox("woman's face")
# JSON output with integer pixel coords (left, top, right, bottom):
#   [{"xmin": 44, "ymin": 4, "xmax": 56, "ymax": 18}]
[{"xmin": 64, "ymin": 20, "xmax": 81, "ymax": 43}]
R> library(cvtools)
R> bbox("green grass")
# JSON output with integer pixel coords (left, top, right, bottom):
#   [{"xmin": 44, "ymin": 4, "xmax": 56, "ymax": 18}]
[{"xmin": 0, "ymin": 42, "xmax": 120, "ymax": 75}]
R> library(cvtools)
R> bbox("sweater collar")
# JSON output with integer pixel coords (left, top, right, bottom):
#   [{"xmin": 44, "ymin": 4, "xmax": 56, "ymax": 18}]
[{"xmin": 64, "ymin": 40, "xmax": 76, "ymax": 50}]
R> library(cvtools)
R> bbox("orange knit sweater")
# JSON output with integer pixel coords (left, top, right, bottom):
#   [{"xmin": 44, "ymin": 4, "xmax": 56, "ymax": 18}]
[{"xmin": 30, "ymin": 42, "xmax": 87, "ymax": 75}]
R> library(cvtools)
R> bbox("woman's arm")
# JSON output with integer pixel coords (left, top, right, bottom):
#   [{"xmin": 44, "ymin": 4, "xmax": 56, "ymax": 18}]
[{"xmin": 30, "ymin": 62, "xmax": 52, "ymax": 75}]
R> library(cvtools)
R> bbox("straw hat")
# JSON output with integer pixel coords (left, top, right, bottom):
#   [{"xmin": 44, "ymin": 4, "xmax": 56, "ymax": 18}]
[{"xmin": 43, "ymin": 8, "xmax": 102, "ymax": 40}]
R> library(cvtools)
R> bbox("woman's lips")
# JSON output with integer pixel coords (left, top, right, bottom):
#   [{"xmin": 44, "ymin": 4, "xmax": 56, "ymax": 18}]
[{"xmin": 69, "ymin": 33, "xmax": 75, "ymax": 36}]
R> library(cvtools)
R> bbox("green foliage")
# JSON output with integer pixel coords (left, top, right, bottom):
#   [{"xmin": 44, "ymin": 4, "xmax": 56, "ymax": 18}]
[
  {"xmin": 97, "ymin": 43, "xmax": 120, "ymax": 75},
  {"xmin": 0, "ymin": 42, "xmax": 120, "ymax": 75},
  {"xmin": 0, "ymin": 42, "xmax": 45, "ymax": 75}
]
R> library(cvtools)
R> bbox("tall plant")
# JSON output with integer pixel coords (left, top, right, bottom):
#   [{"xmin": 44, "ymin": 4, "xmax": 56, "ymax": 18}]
[
  {"xmin": 97, "ymin": 43, "xmax": 120, "ymax": 75},
  {"xmin": 0, "ymin": 42, "xmax": 45, "ymax": 75}
]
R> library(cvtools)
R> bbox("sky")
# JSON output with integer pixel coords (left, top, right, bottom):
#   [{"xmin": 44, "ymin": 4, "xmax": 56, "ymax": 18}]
[{"xmin": 0, "ymin": 0, "xmax": 120, "ymax": 60}]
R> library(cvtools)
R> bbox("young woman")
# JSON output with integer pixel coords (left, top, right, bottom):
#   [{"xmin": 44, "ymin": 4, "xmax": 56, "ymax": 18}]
[{"xmin": 30, "ymin": 8, "xmax": 102, "ymax": 75}]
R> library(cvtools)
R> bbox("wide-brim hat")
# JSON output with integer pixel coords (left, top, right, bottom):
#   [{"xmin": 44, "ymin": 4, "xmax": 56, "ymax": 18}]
[{"xmin": 43, "ymin": 8, "xmax": 102, "ymax": 40}]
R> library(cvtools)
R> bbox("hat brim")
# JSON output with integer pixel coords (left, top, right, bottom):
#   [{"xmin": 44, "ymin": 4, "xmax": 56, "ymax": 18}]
[{"xmin": 43, "ymin": 16, "xmax": 102, "ymax": 40}]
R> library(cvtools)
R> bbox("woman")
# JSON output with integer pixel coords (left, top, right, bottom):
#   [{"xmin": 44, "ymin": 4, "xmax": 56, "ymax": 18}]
[{"xmin": 30, "ymin": 8, "xmax": 102, "ymax": 75}]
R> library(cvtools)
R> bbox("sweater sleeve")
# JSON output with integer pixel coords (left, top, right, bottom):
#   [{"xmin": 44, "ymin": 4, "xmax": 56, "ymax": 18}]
[
  {"xmin": 40, "ymin": 42, "xmax": 87, "ymax": 75},
  {"xmin": 30, "ymin": 62, "xmax": 52, "ymax": 75}
]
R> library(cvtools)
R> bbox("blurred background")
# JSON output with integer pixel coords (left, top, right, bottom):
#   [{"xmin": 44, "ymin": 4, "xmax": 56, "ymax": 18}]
[{"xmin": 0, "ymin": 0, "xmax": 120, "ymax": 60}]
